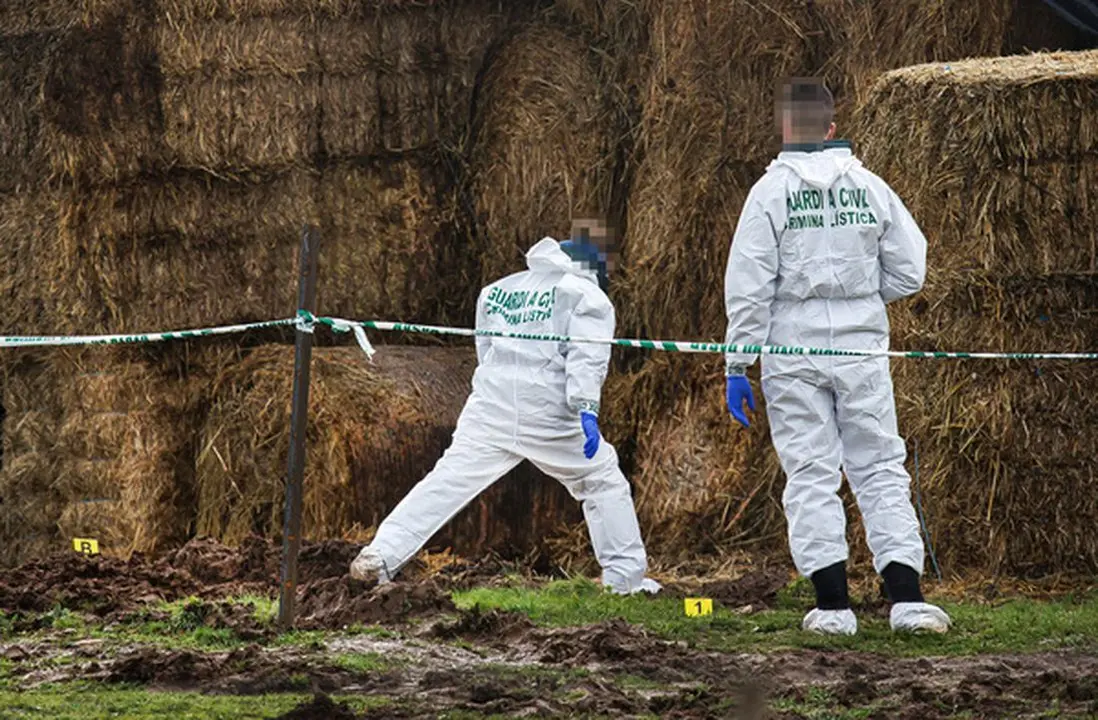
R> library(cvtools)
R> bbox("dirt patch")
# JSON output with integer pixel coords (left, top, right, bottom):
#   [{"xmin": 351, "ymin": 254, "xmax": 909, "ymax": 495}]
[
  {"xmin": 0, "ymin": 537, "xmax": 410, "ymax": 625},
  {"xmin": 295, "ymin": 577, "xmax": 455, "ymax": 630},
  {"xmin": 429, "ymin": 606, "xmax": 535, "ymax": 647},
  {"xmin": 663, "ymin": 568, "xmax": 790, "ymax": 612},
  {"xmin": 0, "ymin": 553, "xmax": 202, "ymax": 616},
  {"xmin": 274, "ymin": 694, "xmax": 359, "ymax": 720}
]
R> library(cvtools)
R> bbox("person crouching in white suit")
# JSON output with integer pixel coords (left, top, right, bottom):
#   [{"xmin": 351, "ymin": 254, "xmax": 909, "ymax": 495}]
[
  {"xmin": 723, "ymin": 77, "xmax": 950, "ymax": 635},
  {"xmin": 350, "ymin": 216, "xmax": 661, "ymax": 596}
]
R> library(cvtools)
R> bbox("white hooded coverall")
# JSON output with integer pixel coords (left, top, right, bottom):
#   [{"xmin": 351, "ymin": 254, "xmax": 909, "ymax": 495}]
[
  {"xmin": 363, "ymin": 238, "xmax": 652, "ymax": 593},
  {"xmin": 724, "ymin": 145, "xmax": 928, "ymax": 578}
]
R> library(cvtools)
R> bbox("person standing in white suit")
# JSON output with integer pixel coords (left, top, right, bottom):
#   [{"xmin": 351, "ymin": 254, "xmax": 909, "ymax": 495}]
[
  {"xmin": 351, "ymin": 216, "xmax": 660, "ymax": 596},
  {"xmin": 723, "ymin": 78, "xmax": 950, "ymax": 635}
]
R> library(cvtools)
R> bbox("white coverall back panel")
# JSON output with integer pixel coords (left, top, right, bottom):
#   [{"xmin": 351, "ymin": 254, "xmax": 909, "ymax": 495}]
[
  {"xmin": 724, "ymin": 146, "xmax": 928, "ymax": 578},
  {"xmin": 365, "ymin": 238, "xmax": 649, "ymax": 592}
]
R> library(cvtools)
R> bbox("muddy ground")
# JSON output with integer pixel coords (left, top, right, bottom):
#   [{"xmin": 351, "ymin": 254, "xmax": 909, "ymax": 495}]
[{"xmin": 1, "ymin": 537, "xmax": 1096, "ymax": 718}]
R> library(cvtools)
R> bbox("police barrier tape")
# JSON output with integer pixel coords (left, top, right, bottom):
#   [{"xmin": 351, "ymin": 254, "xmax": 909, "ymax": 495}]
[
  {"xmin": 0, "ymin": 310, "xmax": 1095, "ymax": 360},
  {"xmin": 313, "ymin": 313, "xmax": 1098, "ymax": 361},
  {"xmin": 0, "ymin": 318, "xmax": 297, "ymax": 348}
]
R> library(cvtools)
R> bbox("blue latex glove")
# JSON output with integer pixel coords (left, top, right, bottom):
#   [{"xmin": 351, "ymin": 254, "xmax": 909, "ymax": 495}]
[
  {"xmin": 726, "ymin": 375, "xmax": 755, "ymax": 428},
  {"xmin": 580, "ymin": 411, "xmax": 601, "ymax": 459}
]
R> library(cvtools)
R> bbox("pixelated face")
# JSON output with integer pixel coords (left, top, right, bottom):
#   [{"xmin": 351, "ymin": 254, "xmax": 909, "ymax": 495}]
[
  {"xmin": 775, "ymin": 76, "xmax": 833, "ymax": 140},
  {"xmin": 570, "ymin": 216, "xmax": 619, "ymax": 274}
]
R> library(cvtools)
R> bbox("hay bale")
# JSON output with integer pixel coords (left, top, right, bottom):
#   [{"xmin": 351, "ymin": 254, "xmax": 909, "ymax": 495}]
[
  {"xmin": 37, "ymin": 168, "xmax": 316, "ymax": 334},
  {"xmin": 154, "ymin": 4, "xmax": 507, "ymax": 169},
  {"xmin": 0, "ymin": 0, "xmax": 129, "ymax": 34},
  {"xmin": 468, "ymin": 23, "xmax": 627, "ymax": 285},
  {"xmin": 0, "ymin": 352, "xmax": 65, "ymax": 566},
  {"xmin": 156, "ymin": 15, "xmax": 317, "ymax": 76},
  {"xmin": 854, "ymin": 51, "xmax": 1098, "ymax": 576},
  {"xmin": 317, "ymin": 159, "xmax": 470, "ymax": 324},
  {"xmin": 0, "ymin": 32, "xmax": 56, "ymax": 192},
  {"xmin": 23, "ymin": 157, "xmax": 468, "ymax": 335},
  {"xmin": 38, "ymin": 8, "xmax": 163, "ymax": 184},
  {"xmin": 856, "ymin": 52, "xmax": 1098, "ymax": 281},
  {"xmin": 599, "ymin": 357, "xmax": 786, "ymax": 565},
  {"xmin": 0, "ymin": 190, "xmax": 62, "ymax": 335},
  {"xmin": 819, "ymin": 0, "xmax": 1015, "ymax": 123},
  {"xmin": 618, "ymin": 0, "xmax": 822, "ymax": 340},
  {"xmin": 0, "ymin": 345, "xmax": 239, "ymax": 566},
  {"xmin": 196, "ymin": 345, "xmax": 583, "ymax": 559},
  {"xmin": 161, "ymin": 73, "xmax": 321, "ymax": 170}
]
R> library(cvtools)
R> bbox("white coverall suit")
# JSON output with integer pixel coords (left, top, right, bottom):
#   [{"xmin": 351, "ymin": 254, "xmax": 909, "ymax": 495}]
[
  {"xmin": 724, "ymin": 145, "xmax": 928, "ymax": 579},
  {"xmin": 356, "ymin": 238, "xmax": 656, "ymax": 594}
]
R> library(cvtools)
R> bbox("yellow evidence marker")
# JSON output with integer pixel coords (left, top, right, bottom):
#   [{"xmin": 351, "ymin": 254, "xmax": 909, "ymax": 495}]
[
  {"xmin": 684, "ymin": 598, "xmax": 713, "ymax": 617},
  {"xmin": 72, "ymin": 538, "xmax": 100, "ymax": 555}
]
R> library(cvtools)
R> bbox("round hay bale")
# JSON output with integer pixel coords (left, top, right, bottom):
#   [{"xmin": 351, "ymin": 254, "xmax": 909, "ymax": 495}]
[
  {"xmin": 467, "ymin": 23, "xmax": 628, "ymax": 285},
  {"xmin": 196, "ymin": 345, "xmax": 583, "ymax": 560}
]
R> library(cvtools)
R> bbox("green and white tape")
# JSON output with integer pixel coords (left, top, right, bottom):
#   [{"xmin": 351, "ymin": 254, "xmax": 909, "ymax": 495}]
[
  {"xmin": 0, "ymin": 310, "xmax": 1094, "ymax": 361},
  {"xmin": 319, "ymin": 315, "xmax": 1098, "ymax": 361},
  {"xmin": 0, "ymin": 318, "xmax": 296, "ymax": 348}
]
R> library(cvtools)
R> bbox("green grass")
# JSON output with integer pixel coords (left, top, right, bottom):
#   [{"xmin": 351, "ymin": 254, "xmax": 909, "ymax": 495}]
[
  {"xmin": 0, "ymin": 686, "xmax": 393, "ymax": 719},
  {"xmin": 452, "ymin": 577, "xmax": 1098, "ymax": 656},
  {"xmin": 771, "ymin": 687, "xmax": 890, "ymax": 719},
  {"xmin": 332, "ymin": 651, "xmax": 396, "ymax": 673}
]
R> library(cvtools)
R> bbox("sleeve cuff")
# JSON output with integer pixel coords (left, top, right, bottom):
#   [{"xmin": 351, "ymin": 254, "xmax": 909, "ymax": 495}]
[
  {"xmin": 574, "ymin": 399, "xmax": 600, "ymax": 416},
  {"xmin": 725, "ymin": 361, "xmax": 748, "ymax": 376}
]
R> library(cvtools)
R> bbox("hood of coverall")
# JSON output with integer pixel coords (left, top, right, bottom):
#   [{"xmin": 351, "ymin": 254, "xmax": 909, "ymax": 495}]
[
  {"xmin": 526, "ymin": 236, "xmax": 606, "ymax": 290},
  {"xmin": 768, "ymin": 144, "xmax": 863, "ymax": 190}
]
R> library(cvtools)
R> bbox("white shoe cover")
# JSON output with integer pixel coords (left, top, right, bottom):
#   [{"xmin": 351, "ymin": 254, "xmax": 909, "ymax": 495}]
[
  {"xmin": 349, "ymin": 548, "xmax": 392, "ymax": 585},
  {"xmin": 802, "ymin": 608, "xmax": 858, "ymax": 635},
  {"xmin": 890, "ymin": 602, "xmax": 951, "ymax": 634},
  {"xmin": 607, "ymin": 577, "xmax": 663, "ymax": 596}
]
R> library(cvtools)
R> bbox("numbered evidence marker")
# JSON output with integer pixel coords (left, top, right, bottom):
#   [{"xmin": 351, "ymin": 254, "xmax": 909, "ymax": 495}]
[
  {"xmin": 684, "ymin": 598, "xmax": 713, "ymax": 617},
  {"xmin": 72, "ymin": 538, "xmax": 100, "ymax": 555}
]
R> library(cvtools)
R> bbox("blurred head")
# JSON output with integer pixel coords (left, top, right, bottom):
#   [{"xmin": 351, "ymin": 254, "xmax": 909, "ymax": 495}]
[
  {"xmin": 776, "ymin": 77, "xmax": 836, "ymax": 145},
  {"xmin": 563, "ymin": 214, "xmax": 619, "ymax": 291}
]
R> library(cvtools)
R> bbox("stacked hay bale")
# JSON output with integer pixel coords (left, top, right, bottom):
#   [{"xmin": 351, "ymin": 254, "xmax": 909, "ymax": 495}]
[
  {"xmin": 196, "ymin": 346, "xmax": 581, "ymax": 558},
  {"xmin": 0, "ymin": 1, "xmax": 518, "ymax": 565},
  {"xmin": 856, "ymin": 50, "xmax": 1098, "ymax": 576},
  {"xmin": 466, "ymin": 22, "xmax": 630, "ymax": 285},
  {"xmin": 818, "ymin": 0, "xmax": 1016, "ymax": 125}
]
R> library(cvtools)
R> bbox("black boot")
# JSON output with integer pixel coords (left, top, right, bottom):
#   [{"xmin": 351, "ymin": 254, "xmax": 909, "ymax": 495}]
[
  {"xmin": 810, "ymin": 561, "xmax": 850, "ymax": 610},
  {"xmin": 881, "ymin": 562, "xmax": 924, "ymax": 603}
]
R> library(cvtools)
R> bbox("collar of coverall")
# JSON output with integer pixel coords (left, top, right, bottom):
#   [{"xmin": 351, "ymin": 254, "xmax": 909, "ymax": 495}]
[
  {"xmin": 781, "ymin": 139, "xmax": 853, "ymax": 153},
  {"xmin": 526, "ymin": 236, "xmax": 606, "ymax": 291}
]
